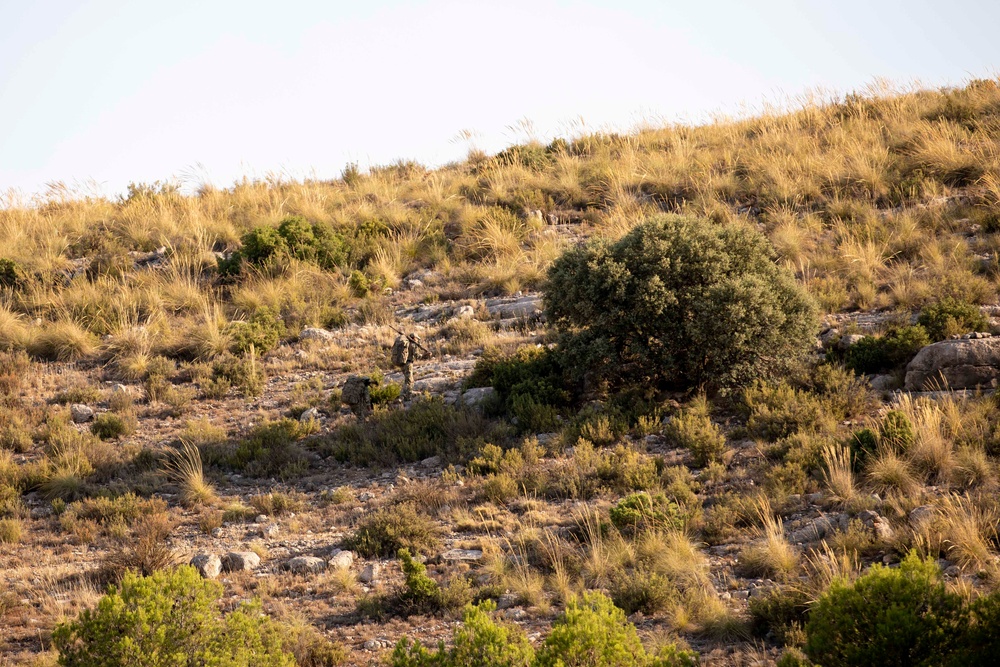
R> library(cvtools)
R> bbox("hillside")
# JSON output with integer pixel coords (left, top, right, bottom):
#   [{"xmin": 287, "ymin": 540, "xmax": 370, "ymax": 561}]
[{"xmin": 3, "ymin": 79, "xmax": 1000, "ymax": 666}]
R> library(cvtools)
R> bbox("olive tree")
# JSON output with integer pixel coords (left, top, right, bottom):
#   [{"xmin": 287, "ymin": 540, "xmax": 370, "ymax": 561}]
[{"xmin": 544, "ymin": 215, "xmax": 817, "ymax": 392}]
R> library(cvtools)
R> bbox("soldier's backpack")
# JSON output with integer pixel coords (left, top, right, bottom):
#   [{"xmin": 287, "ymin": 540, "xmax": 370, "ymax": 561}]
[{"xmin": 391, "ymin": 335, "xmax": 407, "ymax": 366}]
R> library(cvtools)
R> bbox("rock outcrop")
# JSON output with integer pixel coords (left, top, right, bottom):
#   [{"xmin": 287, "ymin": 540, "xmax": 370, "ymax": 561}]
[{"xmin": 904, "ymin": 335, "xmax": 1000, "ymax": 391}]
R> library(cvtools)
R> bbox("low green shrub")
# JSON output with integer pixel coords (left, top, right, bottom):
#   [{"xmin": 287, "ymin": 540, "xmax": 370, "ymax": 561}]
[
  {"xmin": 535, "ymin": 592, "xmax": 697, "ymax": 667},
  {"xmin": 212, "ymin": 353, "xmax": 266, "ymax": 398},
  {"xmin": 228, "ymin": 307, "xmax": 286, "ymax": 355},
  {"xmin": 391, "ymin": 600, "xmax": 535, "ymax": 667},
  {"xmin": 743, "ymin": 382, "xmax": 834, "ymax": 441},
  {"xmin": 467, "ymin": 345, "xmax": 571, "ymax": 432},
  {"xmin": 609, "ymin": 568, "xmax": 677, "ymax": 615},
  {"xmin": 609, "ymin": 492, "xmax": 683, "ymax": 534},
  {"xmin": 231, "ymin": 418, "xmax": 310, "ymax": 478},
  {"xmin": 918, "ymin": 298, "xmax": 990, "ymax": 341},
  {"xmin": 220, "ymin": 216, "xmax": 348, "ymax": 276},
  {"xmin": 397, "ymin": 548, "xmax": 442, "ymax": 614},
  {"xmin": 804, "ymin": 553, "xmax": 967, "ymax": 667},
  {"xmin": 665, "ymin": 396, "xmax": 725, "ymax": 466},
  {"xmin": 369, "ymin": 369, "xmax": 402, "ymax": 406},
  {"xmin": 0, "ymin": 517, "xmax": 22, "ymax": 543},
  {"xmin": 52, "ymin": 565, "xmax": 295, "ymax": 667},
  {"xmin": 324, "ymin": 397, "xmax": 500, "ymax": 466},
  {"xmin": 347, "ymin": 502, "xmax": 441, "ymax": 558},
  {"xmin": 90, "ymin": 412, "xmax": 137, "ymax": 440},
  {"xmin": 748, "ymin": 585, "xmax": 810, "ymax": 645},
  {"xmin": 844, "ymin": 325, "xmax": 930, "ymax": 374}
]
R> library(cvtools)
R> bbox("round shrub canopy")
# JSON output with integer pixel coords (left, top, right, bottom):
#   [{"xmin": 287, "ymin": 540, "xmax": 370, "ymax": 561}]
[{"xmin": 544, "ymin": 215, "xmax": 817, "ymax": 392}]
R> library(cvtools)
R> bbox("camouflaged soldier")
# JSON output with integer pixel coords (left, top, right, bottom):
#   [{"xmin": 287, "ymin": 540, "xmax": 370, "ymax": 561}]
[{"xmin": 391, "ymin": 332, "xmax": 423, "ymax": 401}]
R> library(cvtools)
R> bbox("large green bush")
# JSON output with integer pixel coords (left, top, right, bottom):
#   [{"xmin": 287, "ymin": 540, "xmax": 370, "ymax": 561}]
[
  {"xmin": 52, "ymin": 566, "xmax": 294, "ymax": 667},
  {"xmin": 544, "ymin": 215, "xmax": 817, "ymax": 392},
  {"xmin": 804, "ymin": 553, "xmax": 968, "ymax": 667}
]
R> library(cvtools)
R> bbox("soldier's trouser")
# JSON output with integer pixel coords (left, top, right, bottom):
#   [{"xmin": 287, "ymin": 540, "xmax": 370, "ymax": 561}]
[{"xmin": 402, "ymin": 363, "xmax": 413, "ymax": 400}]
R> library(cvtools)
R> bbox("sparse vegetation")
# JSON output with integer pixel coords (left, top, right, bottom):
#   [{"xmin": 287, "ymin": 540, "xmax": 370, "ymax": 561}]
[{"xmin": 5, "ymin": 78, "xmax": 1000, "ymax": 665}]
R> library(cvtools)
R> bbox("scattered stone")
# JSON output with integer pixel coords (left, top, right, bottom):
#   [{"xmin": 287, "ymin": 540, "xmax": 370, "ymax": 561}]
[
  {"xmin": 485, "ymin": 295, "xmax": 542, "ymax": 318},
  {"xmin": 460, "ymin": 386, "xmax": 495, "ymax": 408},
  {"xmin": 858, "ymin": 510, "xmax": 894, "ymax": 542},
  {"xmin": 70, "ymin": 404, "xmax": 94, "ymax": 423},
  {"xmin": 788, "ymin": 516, "xmax": 839, "ymax": 543},
  {"xmin": 837, "ymin": 334, "xmax": 866, "ymax": 351},
  {"xmin": 255, "ymin": 514, "xmax": 269, "ymax": 524},
  {"xmin": 111, "ymin": 383, "xmax": 130, "ymax": 394},
  {"xmin": 363, "ymin": 639, "xmax": 393, "ymax": 650},
  {"xmin": 359, "ymin": 563, "xmax": 380, "ymax": 584},
  {"xmin": 441, "ymin": 548, "xmax": 483, "ymax": 562},
  {"xmin": 299, "ymin": 327, "xmax": 336, "ymax": 342},
  {"xmin": 905, "ymin": 336, "xmax": 1000, "ymax": 391},
  {"xmin": 286, "ymin": 556, "xmax": 327, "ymax": 574},
  {"xmin": 945, "ymin": 564, "xmax": 962, "ymax": 577},
  {"xmin": 420, "ymin": 455, "xmax": 441, "ymax": 468},
  {"xmin": 818, "ymin": 328, "xmax": 841, "ymax": 348},
  {"xmin": 909, "ymin": 505, "xmax": 938, "ymax": 530},
  {"xmin": 329, "ymin": 549, "xmax": 355, "ymax": 570},
  {"xmin": 454, "ymin": 305, "xmax": 475, "ymax": 319},
  {"xmin": 299, "ymin": 407, "xmax": 321, "ymax": 422},
  {"xmin": 869, "ymin": 374, "xmax": 896, "ymax": 391},
  {"xmin": 260, "ymin": 523, "xmax": 279, "ymax": 539},
  {"xmin": 503, "ymin": 608, "xmax": 527, "ymax": 620},
  {"xmin": 732, "ymin": 590, "xmax": 750, "ymax": 600},
  {"xmin": 190, "ymin": 553, "xmax": 222, "ymax": 579},
  {"xmin": 222, "ymin": 551, "xmax": 261, "ymax": 572},
  {"xmin": 496, "ymin": 593, "xmax": 519, "ymax": 609}
]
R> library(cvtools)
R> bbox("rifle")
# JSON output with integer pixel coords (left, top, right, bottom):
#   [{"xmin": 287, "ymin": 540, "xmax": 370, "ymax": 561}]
[{"xmin": 387, "ymin": 324, "xmax": 431, "ymax": 355}]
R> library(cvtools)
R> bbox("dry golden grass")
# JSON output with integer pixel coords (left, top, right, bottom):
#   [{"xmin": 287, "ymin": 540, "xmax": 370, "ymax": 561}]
[{"xmin": 162, "ymin": 441, "xmax": 217, "ymax": 507}]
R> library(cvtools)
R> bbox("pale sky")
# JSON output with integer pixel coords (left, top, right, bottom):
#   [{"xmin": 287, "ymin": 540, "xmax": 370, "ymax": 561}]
[{"xmin": 1, "ymin": 0, "xmax": 998, "ymax": 198}]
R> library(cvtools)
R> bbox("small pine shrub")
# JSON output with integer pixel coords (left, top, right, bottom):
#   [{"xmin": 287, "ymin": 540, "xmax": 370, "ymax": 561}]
[
  {"xmin": 347, "ymin": 502, "xmax": 441, "ymax": 558},
  {"xmin": 804, "ymin": 553, "xmax": 968, "ymax": 667},
  {"xmin": 748, "ymin": 585, "xmax": 810, "ymax": 645},
  {"xmin": 609, "ymin": 569, "xmax": 677, "ymax": 615},
  {"xmin": 369, "ymin": 369, "xmax": 402, "ymax": 406},
  {"xmin": 90, "ymin": 412, "xmax": 136, "ymax": 440},
  {"xmin": 0, "ymin": 258, "xmax": 26, "ymax": 289},
  {"xmin": 535, "ymin": 591, "xmax": 697, "ymax": 667},
  {"xmin": 665, "ymin": 396, "xmax": 726, "ymax": 466},
  {"xmin": 467, "ymin": 345, "xmax": 570, "ymax": 432},
  {"xmin": 52, "ymin": 565, "xmax": 295, "ymax": 667},
  {"xmin": 848, "ymin": 428, "xmax": 879, "ymax": 468},
  {"xmin": 212, "ymin": 352, "xmax": 266, "ymax": 398},
  {"xmin": 348, "ymin": 270, "xmax": 370, "ymax": 297},
  {"xmin": 879, "ymin": 409, "xmax": 916, "ymax": 451},
  {"xmin": 0, "ymin": 517, "xmax": 22, "ymax": 543},
  {"xmin": 609, "ymin": 492, "xmax": 683, "ymax": 534},
  {"xmin": 231, "ymin": 418, "xmax": 309, "ymax": 478},
  {"xmin": 743, "ymin": 382, "xmax": 834, "ymax": 441},
  {"xmin": 228, "ymin": 307, "xmax": 286, "ymax": 355},
  {"xmin": 845, "ymin": 325, "xmax": 930, "ymax": 374},
  {"xmin": 324, "ymin": 397, "xmax": 495, "ymax": 466},
  {"xmin": 391, "ymin": 600, "xmax": 535, "ymax": 667},
  {"xmin": 918, "ymin": 298, "xmax": 990, "ymax": 341},
  {"xmin": 397, "ymin": 548, "xmax": 441, "ymax": 614}
]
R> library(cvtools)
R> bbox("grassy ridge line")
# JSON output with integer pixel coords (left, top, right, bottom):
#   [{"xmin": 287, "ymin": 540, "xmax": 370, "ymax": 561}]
[{"xmin": 0, "ymin": 78, "xmax": 999, "ymax": 365}]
